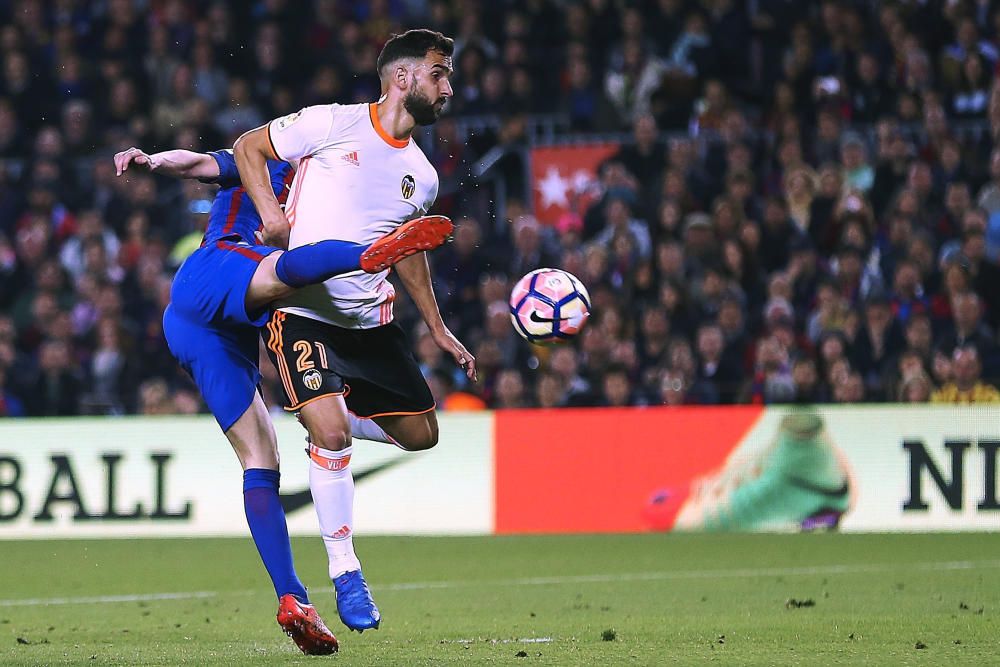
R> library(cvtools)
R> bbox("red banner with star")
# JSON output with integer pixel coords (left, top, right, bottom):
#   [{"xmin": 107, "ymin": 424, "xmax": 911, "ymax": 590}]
[
  {"xmin": 530, "ymin": 144, "xmax": 620, "ymax": 225},
  {"xmin": 494, "ymin": 406, "xmax": 764, "ymax": 533}
]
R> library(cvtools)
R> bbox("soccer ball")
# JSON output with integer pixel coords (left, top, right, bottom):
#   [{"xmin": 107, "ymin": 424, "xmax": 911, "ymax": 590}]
[{"xmin": 509, "ymin": 268, "xmax": 591, "ymax": 345}]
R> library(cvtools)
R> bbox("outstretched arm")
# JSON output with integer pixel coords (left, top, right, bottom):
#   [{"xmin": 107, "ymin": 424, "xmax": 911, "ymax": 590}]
[
  {"xmin": 114, "ymin": 147, "xmax": 220, "ymax": 180},
  {"xmin": 234, "ymin": 126, "xmax": 289, "ymax": 248},
  {"xmin": 394, "ymin": 253, "xmax": 477, "ymax": 381}
]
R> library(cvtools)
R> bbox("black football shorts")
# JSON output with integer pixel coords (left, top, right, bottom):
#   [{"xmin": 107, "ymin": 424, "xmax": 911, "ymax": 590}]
[{"xmin": 264, "ymin": 310, "xmax": 435, "ymax": 418}]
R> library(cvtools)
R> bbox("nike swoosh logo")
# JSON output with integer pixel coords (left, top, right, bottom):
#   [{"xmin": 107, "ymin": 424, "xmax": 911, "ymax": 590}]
[
  {"xmin": 279, "ymin": 457, "xmax": 408, "ymax": 514},
  {"xmin": 786, "ymin": 476, "xmax": 849, "ymax": 499},
  {"xmin": 529, "ymin": 311, "xmax": 566, "ymax": 324}
]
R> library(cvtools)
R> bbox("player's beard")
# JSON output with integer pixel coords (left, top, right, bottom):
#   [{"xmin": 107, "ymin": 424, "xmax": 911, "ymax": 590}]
[{"xmin": 404, "ymin": 87, "xmax": 443, "ymax": 126}]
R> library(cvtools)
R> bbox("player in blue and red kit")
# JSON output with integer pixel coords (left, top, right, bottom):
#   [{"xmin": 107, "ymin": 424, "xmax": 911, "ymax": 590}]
[{"xmin": 114, "ymin": 146, "xmax": 451, "ymax": 654}]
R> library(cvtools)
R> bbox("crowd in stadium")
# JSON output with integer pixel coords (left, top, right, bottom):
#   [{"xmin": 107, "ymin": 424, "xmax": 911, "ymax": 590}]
[{"xmin": 3, "ymin": 0, "xmax": 1000, "ymax": 416}]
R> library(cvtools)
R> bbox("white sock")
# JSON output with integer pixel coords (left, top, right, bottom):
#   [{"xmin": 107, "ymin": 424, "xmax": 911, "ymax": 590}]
[
  {"xmin": 308, "ymin": 443, "xmax": 362, "ymax": 579},
  {"xmin": 348, "ymin": 413, "xmax": 399, "ymax": 446}
]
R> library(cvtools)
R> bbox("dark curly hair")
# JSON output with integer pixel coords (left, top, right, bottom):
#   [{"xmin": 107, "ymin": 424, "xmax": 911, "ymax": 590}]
[{"xmin": 376, "ymin": 29, "xmax": 454, "ymax": 77}]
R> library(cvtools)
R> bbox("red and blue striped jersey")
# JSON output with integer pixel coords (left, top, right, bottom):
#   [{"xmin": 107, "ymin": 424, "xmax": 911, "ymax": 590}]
[{"xmin": 202, "ymin": 149, "xmax": 295, "ymax": 244}]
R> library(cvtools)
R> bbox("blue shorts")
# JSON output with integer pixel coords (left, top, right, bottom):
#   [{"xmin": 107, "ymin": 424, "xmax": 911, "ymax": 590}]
[
  {"xmin": 169, "ymin": 239, "xmax": 279, "ymax": 327},
  {"xmin": 163, "ymin": 239, "xmax": 279, "ymax": 431}
]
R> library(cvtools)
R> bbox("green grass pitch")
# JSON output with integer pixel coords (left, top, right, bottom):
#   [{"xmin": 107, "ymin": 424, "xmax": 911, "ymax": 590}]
[{"xmin": 0, "ymin": 533, "xmax": 997, "ymax": 665}]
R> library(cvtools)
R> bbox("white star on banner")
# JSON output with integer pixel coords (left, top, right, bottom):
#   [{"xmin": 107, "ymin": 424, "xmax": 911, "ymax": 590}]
[{"xmin": 537, "ymin": 166, "xmax": 569, "ymax": 209}]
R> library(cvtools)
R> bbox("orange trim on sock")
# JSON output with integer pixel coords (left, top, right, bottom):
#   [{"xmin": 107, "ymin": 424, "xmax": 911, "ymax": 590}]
[
  {"xmin": 307, "ymin": 444, "xmax": 351, "ymax": 471},
  {"xmin": 369, "ymin": 103, "xmax": 409, "ymax": 149}
]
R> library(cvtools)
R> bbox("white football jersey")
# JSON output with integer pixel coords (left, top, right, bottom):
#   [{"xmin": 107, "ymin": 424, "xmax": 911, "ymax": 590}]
[{"xmin": 268, "ymin": 102, "xmax": 439, "ymax": 328}]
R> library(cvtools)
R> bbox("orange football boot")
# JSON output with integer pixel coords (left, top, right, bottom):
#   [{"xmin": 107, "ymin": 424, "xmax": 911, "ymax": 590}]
[
  {"xmin": 276, "ymin": 594, "xmax": 339, "ymax": 655},
  {"xmin": 360, "ymin": 215, "xmax": 453, "ymax": 273}
]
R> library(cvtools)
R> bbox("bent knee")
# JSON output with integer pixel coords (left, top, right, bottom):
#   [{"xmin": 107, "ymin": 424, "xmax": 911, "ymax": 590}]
[
  {"xmin": 310, "ymin": 428, "xmax": 352, "ymax": 451},
  {"xmin": 246, "ymin": 253, "xmax": 294, "ymax": 311}
]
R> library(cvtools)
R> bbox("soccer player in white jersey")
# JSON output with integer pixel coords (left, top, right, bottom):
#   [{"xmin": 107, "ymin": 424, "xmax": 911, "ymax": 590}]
[{"xmin": 233, "ymin": 29, "xmax": 475, "ymax": 633}]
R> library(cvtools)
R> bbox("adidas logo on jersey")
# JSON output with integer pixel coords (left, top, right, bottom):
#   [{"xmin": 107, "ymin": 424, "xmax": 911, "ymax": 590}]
[
  {"xmin": 341, "ymin": 151, "xmax": 360, "ymax": 167},
  {"xmin": 330, "ymin": 525, "xmax": 352, "ymax": 540}
]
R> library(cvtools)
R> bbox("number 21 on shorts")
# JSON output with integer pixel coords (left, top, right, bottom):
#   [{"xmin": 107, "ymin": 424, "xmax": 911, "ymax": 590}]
[{"xmin": 293, "ymin": 340, "xmax": 328, "ymax": 372}]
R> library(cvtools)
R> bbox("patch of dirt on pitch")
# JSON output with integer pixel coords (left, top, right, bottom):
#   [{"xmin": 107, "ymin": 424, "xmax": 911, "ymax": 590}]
[{"xmin": 785, "ymin": 598, "xmax": 816, "ymax": 609}]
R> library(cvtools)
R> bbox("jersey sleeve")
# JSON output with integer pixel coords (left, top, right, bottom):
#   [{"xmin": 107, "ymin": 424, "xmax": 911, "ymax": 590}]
[
  {"xmin": 202, "ymin": 149, "xmax": 241, "ymax": 188},
  {"xmin": 267, "ymin": 105, "xmax": 335, "ymax": 161}
]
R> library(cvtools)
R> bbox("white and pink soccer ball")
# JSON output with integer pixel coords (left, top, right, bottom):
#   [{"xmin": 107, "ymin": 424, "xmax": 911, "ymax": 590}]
[{"xmin": 509, "ymin": 268, "xmax": 591, "ymax": 345}]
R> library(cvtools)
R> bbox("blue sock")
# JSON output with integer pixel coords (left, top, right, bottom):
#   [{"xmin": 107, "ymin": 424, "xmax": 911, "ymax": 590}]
[
  {"xmin": 274, "ymin": 240, "xmax": 369, "ymax": 287},
  {"xmin": 243, "ymin": 468, "xmax": 309, "ymax": 603}
]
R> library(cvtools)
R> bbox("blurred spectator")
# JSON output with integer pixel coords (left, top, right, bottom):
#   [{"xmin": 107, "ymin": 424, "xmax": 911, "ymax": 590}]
[
  {"xmin": 816, "ymin": 329, "xmax": 849, "ymax": 387},
  {"xmin": 853, "ymin": 293, "xmax": 905, "ymax": 399},
  {"xmin": 951, "ymin": 53, "xmax": 990, "ymax": 118},
  {"xmin": 534, "ymin": 371, "xmax": 566, "ymax": 409},
  {"xmin": 841, "ymin": 134, "xmax": 874, "ymax": 194},
  {"xmin": 152, "ymin": 65, "xmax": 197, "ymax": 142},
  {"xmin": 426, "ymin": 368, "xmax": 452, "ymax": 410},
  {"xmin": 936, "ymin": 291, "xmax": 997, "ymax": 372},
  {"xmin": 605, "ymin": 39, "xmax": 667, "ymax": 123},
  {"xmin": 791, "ymin": 357, "xmax": 823, "ymax": 403},
  {"xmin": 742, "ymin": 334, "xmax": 795, "ymax": 404},
  {"xmin": 139, "ymin": 378, "xmax": 175, "ymax": 415},
  {"xmin": 887, "ymin": 258, "xmax": 928, "ymax": 325},
  {"xmin": 977, "ymin": 148, "xmax": 1000, "ymax": 214},
  {"xmin": 594, "ymin": 197, "xmax": 652, "ymax": 260},
  {"xmin": 784, "ymin": 166, "xmax": 817, "ymax": 232},
  {"xmin": 665, "ymin": 11, "xmax": 714, "ymax": 82},
  {"xmin": 548, "ymin": 346, "xmax": 592, "ymax": 406},
  {"xmin": 695, "ymin": 322, "xmax": 741, "ymax": 403},
  {"xmin": 941, "ymin": 17, "xmax": 997, "ymax": 89},
  {"xmin": 899, "ymin": 370, "xmax": 934, "ymax": 403},
  {"xmin": 758, "ymin": 197, "xmax": 796, "ymax": 274},
  {"xmin": 613, "ymin": 115, "xmax": 664, "ymax": 194},
  {"xmin": 659, "ymin": 368, "xmax": 694, "ymax": 406},
  {"xmin": 493, "ymin": 369, "xmax": 527, "ymax": 409},
  {"xmin": 214, "ymin": 78, "xmax": 265, "ymax": 141},
  {"xmin": 598, "ymin": 364, "xmax": 635, "ymax": 407},
  {"xmin": 508, "ymin": 215, "xmax": 556, "ymax": 281},
  {"xmin": 0, "ymin": 366, "xmax": 25, "ymax": 417},
  {"xmin": 191, "ymin": 41, "xmax": 229, "ymax": 110},
  {"xmin": 562, "ymin": 55, "xmax": 620, "ymax": 132},
  {"xmin": 172, "ymin": 388, "xmax": 202, "ymax": 415},
  {"xmin": 851, "ymin": 52, "xmax": 892, "ymax": 123},
  {"xmin": 81, "ymin": 317, "xmax": 138, "ymax": 415},
  {"xmin": 833, "ymin": 371, "xmax": 866, "ymax": 403},
  {"xmin": 30, "ymin": 339, "xmax": 82, "ymax": 416},
  {"xmin": 904, "ymin": 308, "xmax": 932, "ymax": 354},
  {"xmin": 59, "ymin": 210, "xmax": 122, "ymax": 281},
  {"xmin": 931, "ymin": 346, "xmax": 1000, "ymax": 403}
]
